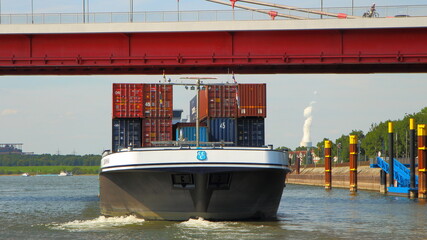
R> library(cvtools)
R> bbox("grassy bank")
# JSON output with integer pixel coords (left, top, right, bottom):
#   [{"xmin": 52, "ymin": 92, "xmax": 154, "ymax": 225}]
[{"xmin": 0, "ymin": 166, "xmax": 100, "ymax": 175}]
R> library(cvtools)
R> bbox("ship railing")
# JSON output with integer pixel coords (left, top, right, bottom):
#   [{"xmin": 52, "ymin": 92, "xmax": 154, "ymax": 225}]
[{"xmin": 0, "ymin": 5, "xmax": 426, "ymax": 25}]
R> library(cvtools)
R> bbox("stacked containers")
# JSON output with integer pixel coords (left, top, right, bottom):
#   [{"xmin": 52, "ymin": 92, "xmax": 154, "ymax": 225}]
[
  {"xmin": 236, "ymin": 84, "xmax": 266, "ymax": 147},
  {"xmin": 112, "ymin": 83, "xmax": 173, "ymax": 151},
  {"xmin": 197, "ymin": 83, "xmax": 266, "ymax": 147}
]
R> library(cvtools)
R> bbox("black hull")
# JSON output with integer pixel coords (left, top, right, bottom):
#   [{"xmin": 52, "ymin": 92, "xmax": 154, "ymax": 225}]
[{"xmin": 100, "ymin": 168, "xmax": 287, "ymax": 221}]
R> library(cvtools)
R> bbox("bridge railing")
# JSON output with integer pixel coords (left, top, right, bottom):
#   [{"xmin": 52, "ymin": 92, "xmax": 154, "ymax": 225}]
[{"xmin": 0, "ymin": 5, "xmax": 426, "ymax": 25}]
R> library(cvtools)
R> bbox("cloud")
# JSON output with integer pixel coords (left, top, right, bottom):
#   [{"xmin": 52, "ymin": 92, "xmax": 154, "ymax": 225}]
[{"xmin": 1, "ymin": 109, "xmax": 18, "ymax": 116}]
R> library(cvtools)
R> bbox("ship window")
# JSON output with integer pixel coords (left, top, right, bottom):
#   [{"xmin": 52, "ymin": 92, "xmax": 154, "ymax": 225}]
[
  {"xmin": 208, "ymin": 173, "xmax": 231, "ymax": 190},
  {"xmin": 172, "ymin": 174, "xmax": 195, "ymax": 189}
]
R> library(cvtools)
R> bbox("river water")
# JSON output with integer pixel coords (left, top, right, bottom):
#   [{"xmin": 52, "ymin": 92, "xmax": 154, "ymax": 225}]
[{"xmin": 0, "ymin": 175, "xmax": 425, "ymax": 240}]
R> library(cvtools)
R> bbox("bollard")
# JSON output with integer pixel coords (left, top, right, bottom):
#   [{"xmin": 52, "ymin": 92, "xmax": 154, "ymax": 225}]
[
  {"xmin": 324, "ymin": 140, "xmax": 332, "ymax": 190},
  {"xmin": 409, "ymin": 119, "xmax": 417, "ymax": 198},
  {"xmin": 418, "ymin": 124, "xmax": 427, "ymax": 199},
  {"xmin": 388, "ymin": 122, "xmax": 395, "ymax": 188},
  {"xmin": 349, "ymin": 135, "xmax": 358, "ymax": 192}
]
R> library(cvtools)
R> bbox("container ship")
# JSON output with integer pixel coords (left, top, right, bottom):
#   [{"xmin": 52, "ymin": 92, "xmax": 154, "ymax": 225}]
[{"xmin": 99, "ymin": 81, "xmax": 291, "ymax": 221}]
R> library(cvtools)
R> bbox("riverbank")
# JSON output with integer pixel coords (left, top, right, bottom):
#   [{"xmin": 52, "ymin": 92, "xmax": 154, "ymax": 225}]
[
  {"xmin": 286, "ymin": 164, "xmax": 382, "ymax": 191},
  {"xmin": 0, "ymin": 166, "xmax": 100, "ymax": 175}
]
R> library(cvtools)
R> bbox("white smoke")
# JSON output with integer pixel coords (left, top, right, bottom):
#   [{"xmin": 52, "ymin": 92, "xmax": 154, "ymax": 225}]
[
  {"xmin": 300, "ymin": 101, "xmax": 315, "ymax": 147},
  {"xmin": 0, "ymin": 109, "xmax": 18, "ymax": 116}
]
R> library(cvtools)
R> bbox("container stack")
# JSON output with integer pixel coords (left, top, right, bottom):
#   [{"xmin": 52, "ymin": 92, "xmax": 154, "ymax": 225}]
[
  {"xmin": 112, "ymin": 83, "xmax": 173, "ymax": 152},
  {"xmin": 195, "ymin": 83, "xmax": 266, "ymax": 147}
]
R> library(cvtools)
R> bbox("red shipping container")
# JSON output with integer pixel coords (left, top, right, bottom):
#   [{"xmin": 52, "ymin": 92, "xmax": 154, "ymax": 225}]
[
  {"xmin": 142, "ymin": 118, "xmax": 173, "ymax": 147},
  {"xmin": 112, "ymin": 83, "xmax": 173, "ymax": 119},
  {"xmin": 142, "ymin": 84, "xmax": 173, "ymax": 118},
  {"xmin": 113, "ymin": 84, "xmax": 144, "ymax": 118},
  {"xmin": 198, "ymin": 85, "xmax": 238, "ymax": 120},
  {"xmin": 237, "ymin": 84, "xmax": 267, "ymax": 118}
]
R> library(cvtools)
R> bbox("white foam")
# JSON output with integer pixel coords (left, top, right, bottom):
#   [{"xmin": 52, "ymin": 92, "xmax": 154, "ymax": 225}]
[
  {"xmin": 178, "ymin": 217, "xmax": 234, "ymax": 230},
  {"xmin": 176, "ymin": 218, "xmax": 272, "ymax": 239},
  {"xmin": 49, "ymin": 215, "xmax": 145, "ymax": 232}
]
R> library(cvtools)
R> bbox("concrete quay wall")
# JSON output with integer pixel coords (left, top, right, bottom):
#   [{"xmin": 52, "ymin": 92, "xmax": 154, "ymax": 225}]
[{"xmin": 286, "ymin": 165, "xmax": 382, "ymax": 191}]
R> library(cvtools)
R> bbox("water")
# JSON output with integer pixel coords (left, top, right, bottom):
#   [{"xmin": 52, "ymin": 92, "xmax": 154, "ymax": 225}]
[{"xmin": 1, "ymin": 176, "xmax": 426, "ymax": 239}]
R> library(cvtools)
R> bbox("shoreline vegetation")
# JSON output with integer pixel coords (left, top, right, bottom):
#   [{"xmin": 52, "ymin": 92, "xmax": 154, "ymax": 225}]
[
  {"xmin": 0, "ymin": 166, "xmax": 100, "ymax": 175},
  {"xmin": 0, "ymin": 154, "xmax": 101, "ymax": 175}
]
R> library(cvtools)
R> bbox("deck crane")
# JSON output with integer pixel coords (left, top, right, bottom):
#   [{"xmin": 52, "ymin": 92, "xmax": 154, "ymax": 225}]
[{"xmin": 206, "ymin": 0, "xmax": 361, "ymax": 20}]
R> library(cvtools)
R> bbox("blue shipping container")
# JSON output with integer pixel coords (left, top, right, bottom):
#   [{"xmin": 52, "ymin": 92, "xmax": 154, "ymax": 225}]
[
  {"xmin": 209, "ymin": 118, "xmax": 236, "ymax": 144},
  {"xmin": 176, "ymin": 126, "xmax": 208, "ymax": 142}
]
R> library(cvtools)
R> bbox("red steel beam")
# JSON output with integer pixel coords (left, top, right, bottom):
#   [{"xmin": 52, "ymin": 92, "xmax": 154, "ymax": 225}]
[{"xmin": 1, "ymin": 28, "xmax": 427, "ymax": 75}]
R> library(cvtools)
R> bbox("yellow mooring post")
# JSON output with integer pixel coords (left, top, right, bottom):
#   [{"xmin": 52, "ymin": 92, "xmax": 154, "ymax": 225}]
[
  {"xmin": 418, "ymin": 124, "xmax": 427, "ymax": 199},
  {"xmin": 349, "ymin": 135, "xmax": 358, "ymax": 193},
  {"xmin": 324, "ymin": 140, "xmax": 332, "ymax": 190}
]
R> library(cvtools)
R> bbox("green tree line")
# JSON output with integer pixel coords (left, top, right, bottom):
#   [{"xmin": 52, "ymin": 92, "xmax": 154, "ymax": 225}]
[
  {"xmin": 0, "ymin": 154, "xmax": 101, "ymax": 167},
  {"xmin": 280, "ymin": 106, "xmax": 427, "ymax": 164}
]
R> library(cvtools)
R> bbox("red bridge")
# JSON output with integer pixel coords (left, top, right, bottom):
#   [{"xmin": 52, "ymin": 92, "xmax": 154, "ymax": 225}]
[{"xmin": 1, "ymin": 17, "xmax": 427, "ymax": 75}]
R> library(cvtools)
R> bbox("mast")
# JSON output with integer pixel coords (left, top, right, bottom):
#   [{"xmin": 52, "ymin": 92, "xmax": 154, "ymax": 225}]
[{"xmin": 196, "ymin": 78, "xmax": 200, "ymax": 147}]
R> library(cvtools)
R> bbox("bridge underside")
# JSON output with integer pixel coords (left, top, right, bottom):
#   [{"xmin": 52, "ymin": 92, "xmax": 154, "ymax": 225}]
[{"xmin": 1, "ymin": 28, "xmax": 427, "ymax": 75}]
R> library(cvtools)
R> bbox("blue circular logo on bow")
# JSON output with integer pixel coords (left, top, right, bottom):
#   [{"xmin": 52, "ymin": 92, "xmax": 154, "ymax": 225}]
[{"xmin": 197, "ymin": 151, "xmax": 207, "ymax": 161}]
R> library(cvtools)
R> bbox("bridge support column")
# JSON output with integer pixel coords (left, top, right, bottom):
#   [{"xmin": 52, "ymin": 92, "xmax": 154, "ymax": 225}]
[
  {"xmin": 324, "ymin": 140, "xmax": 332, "ymax": 190},
  {"xmin": 409, "ymin": 119, "xmax": 417, "ymax": 199},
  {"xmin": 388, "ymin": 122, "xmax": 395, "ymax": 188},
  {"xmin": 418, "ymin": 124, "xmax": 427, "ymax": 199},
  {"xmin": 349, "ymin": 135, "xmax": 358, "ymax": 193}
]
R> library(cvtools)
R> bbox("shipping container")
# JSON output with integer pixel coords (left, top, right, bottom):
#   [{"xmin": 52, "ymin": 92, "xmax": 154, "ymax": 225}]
[
  {"xmin": 142, "ymin": 118, "xmax": 173, "ymax": 147},
  {"xmin": 174, "ymin": 122, "xmax": 208, "ymax": 142},
  {"xmin": 113, "ymin": 84, "xmax": 144, "ymax": 118},
  {"xmin": 189, "ymin": 95, "xmax": 197, "ymax": 122},
  {"xmin": 112, "ymin": 83, "xmax": 173, "ymax": 119},
  {"xmin": 237, "ymin": 117, "xmax": 265, "ymax": 147},
  {"xmin": 112, "ymin": 118, "xmax": 142, "ymax": 152},
  {"xmin": 142, "ymin": 84, "xmax": 173, "ymax": 118},
  {"xmin": 199, "ymin": 85, "xmax": 238, "ymax": 120},
  {"xmin": 176, "ymin": 126, "xmax": 208, "ymax": 142},
  {"xmin": 237, "ymin": 84, "xmax": 267, "ymax": 118},
  {"xmin": 208, "ymin": 118, "xmax": 236, "ymax": 144}
]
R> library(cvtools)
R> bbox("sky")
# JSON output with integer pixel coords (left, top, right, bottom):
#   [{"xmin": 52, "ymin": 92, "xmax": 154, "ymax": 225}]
[{"xmin": 0, "ymin": 0, "xmax": 426, "ymax": 155}]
